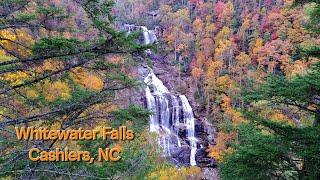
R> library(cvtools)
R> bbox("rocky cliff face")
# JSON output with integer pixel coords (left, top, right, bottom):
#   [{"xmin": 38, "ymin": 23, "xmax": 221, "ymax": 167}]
[{"xmin": 137, "ymin": 63, "xmax": 217, "ymax": 168}]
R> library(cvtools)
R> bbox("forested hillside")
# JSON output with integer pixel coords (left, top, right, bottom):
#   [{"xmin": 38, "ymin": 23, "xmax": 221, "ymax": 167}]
[{"xmin": 0, "ymin": 0, "xmax": 319, "ymax": 179}]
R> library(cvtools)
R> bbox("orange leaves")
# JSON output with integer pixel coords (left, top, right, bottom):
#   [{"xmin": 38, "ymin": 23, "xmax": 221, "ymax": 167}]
[
  {"xmin": 208, "ymin": 131, "xmax": 236, "ymax": 162},
  {"xmin": 221, "ymin": 94, "xmax": 247, "ymax": 126},
  {"xmin": 35, "ymin": 60, "xmax": 64, "ymax": 73},
  {"xmin": 71, "ymin": 68, "xmax": 104, "ymax": 91},
  {"xmin": 82, "ymin": 74, "xmax": 104, "ymax": 91},
  {"xmin": 207, "ymin": 60, "xmax": 223, "ymax": 78},
  {"xmin": 191, "ymin": 67, "xmax": 204, "ymax": 79},
  {"xmin": 193, "ymin": 18, "xmax": 204, "ymax": 34},
  {"xmin": 195, "ymin": 51, "xmax": 206, "ymax": 68},
  {"xmin": 200, "ymin": 37, "xmax": 214, "ymax": 58},
  {"xmin": 221, "ymin": 94, "xmax": 232, "ymax": 110},
  {"xmin": 252, "ymin": 38, "xmax": 263, "ymax": 54},
  {"xmin": 42, "ymin": 60, "xmax": 63, "ymax": 72}
]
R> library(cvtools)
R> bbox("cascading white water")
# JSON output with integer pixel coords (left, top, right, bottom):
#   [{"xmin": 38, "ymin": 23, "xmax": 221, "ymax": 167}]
[
  {"xmin": 144, "ymin": 69, "xmax": 198, "ymax": 166},
  {"xmin": 180, "ymin": 95, "xmax": 197, "ymax": 166},
  {"xmin": 140, "ymin": 26, "xmax": 157, "ymax": 45}
]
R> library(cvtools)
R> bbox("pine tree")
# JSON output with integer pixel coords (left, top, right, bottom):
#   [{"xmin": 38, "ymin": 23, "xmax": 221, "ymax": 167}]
[{"xmin": 220, "ymin": 1, "xmax": 320, "ymax": 179}]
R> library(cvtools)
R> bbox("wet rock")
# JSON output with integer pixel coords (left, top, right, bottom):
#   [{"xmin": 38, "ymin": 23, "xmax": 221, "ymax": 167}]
[
  {"xmin": 195, "ymin": 148, "xmax": 217, "ymax": 168},
  {"xmin": 171, "ymin": 145, "xmax": 191, "ymax": 166}
]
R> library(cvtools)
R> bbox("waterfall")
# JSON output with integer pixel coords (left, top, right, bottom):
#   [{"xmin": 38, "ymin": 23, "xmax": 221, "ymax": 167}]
[
  {"xmin": 144, "ymin": 69, "xmax": 198, "ymax": 166},
  {"xmin": 140, "ymin": 26, "xmax": 157, "ymax": 45},
  {"xmin": 123, "ymin": 24, "xmax": 157, "ymax": 45},
  {"xmin": 123, "ymin": 24, "xmax": 216, "ymax": 168},
  {"xmin": 124, "ymin": 24, "xmax": 198, "ymax": 165},
  {"xmin": 180, "ymin": 95, "xmax": 197, "ymax": 166}
]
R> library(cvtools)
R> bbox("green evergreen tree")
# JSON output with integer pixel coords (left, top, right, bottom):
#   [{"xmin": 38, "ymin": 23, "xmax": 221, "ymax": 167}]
[{"xmin": 221, "ymin": 1, "xmax": 320, "ymax": 179}]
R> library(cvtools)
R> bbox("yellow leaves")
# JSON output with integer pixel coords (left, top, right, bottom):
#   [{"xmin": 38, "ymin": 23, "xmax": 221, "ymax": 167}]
[
  {"xmin": 235, "ymin": 52, "xmax": 251, "ymax": 66},
  {"xmin": 0, "ymin": 54, "xmax": 13, "ymax": 62},
  {"xmin": 227, "ymin": 110, "xmax": 247, "ymax": 126},
  {"xmin": 43, "ymin": 80, "xmax": 71, "ymax": 102},
  {"xmin": 207, "ymin": 60, "xmax": 223, "ymax": 78},
  {"xmin": 204, "ymin": 23, "xmax": 216, "ymax": 36},
  {"xmin": 221, "ymin": 94, "xmax": 247, "ymax": 126},
  {"xmin": 214, "ymin": 27, "xmax": 232, "ymax": 60},
  {"xmin": 252, "ymin": 101, "xmax": 297, "ymax": 126},
  {"xmin": 269, "ymin": 110, "xmax": 294, "ymax": 125},
  {"xmin": 0, "ymin": 29, "xmax": 16, "ymax": 43},
  {"xmin": 0, "ymin": 28, "xmax": 34, "ymax": 57},
  {"xmin": 215, "ymin": 75, "xmax": 232, "ymax": 92},
  {"xmin": 217, "ymin": 27, "xmax": 231, "ymax": 39},
  {"xmin": 42, "ymin": 60, "xmax": 63, "ymax": 72},
  {"xmin": 252, "ymin": 38, "xmax": 263, "ymax": 54},
  {"xmin": 25, "ymin": 89, "xmax": 39, "ymax": 99},
  {"xmin": 284, "ymin": 60, "xmax": 308, "ymax": 78},
  {"xmin": 173, "ymin": 8, "xmax": 191, "ymax": 24},
  {"xmin": 71, "ymin": 68, "xmax": 104, "ymax": 91},
  {"xmin": 148, "ymin": 166, "xmax": 201, "ymax": 180},
  {"xmin": 1, "ymin": 71, "xmax": 29, "ymax": 86},
  {"xmin": 214, "ymin": 39, "xmax": 232, "ymax": 59}
]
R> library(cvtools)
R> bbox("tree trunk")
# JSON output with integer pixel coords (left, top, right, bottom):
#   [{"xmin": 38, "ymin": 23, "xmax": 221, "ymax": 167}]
[{"xmin": 206, "ymin": 90, "xmax": 210, "ymax": 117}]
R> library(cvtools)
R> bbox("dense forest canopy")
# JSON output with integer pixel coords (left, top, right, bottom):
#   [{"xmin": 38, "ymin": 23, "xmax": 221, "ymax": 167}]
[{"xmin": 0, "ymin": 0, "xmax": 319, "ymax": 179}]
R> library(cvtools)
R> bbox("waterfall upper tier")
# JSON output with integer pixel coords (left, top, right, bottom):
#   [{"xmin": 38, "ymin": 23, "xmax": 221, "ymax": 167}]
[{"xmin": 123, "ymin": 24, "xmax": 158, "ymax": 45}]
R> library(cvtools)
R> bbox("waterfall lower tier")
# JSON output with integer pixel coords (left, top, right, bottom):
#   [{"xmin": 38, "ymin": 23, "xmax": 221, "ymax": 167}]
[{"xmin": 144, "ymin": 69, "xmax": 197, "ymax": 166}]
